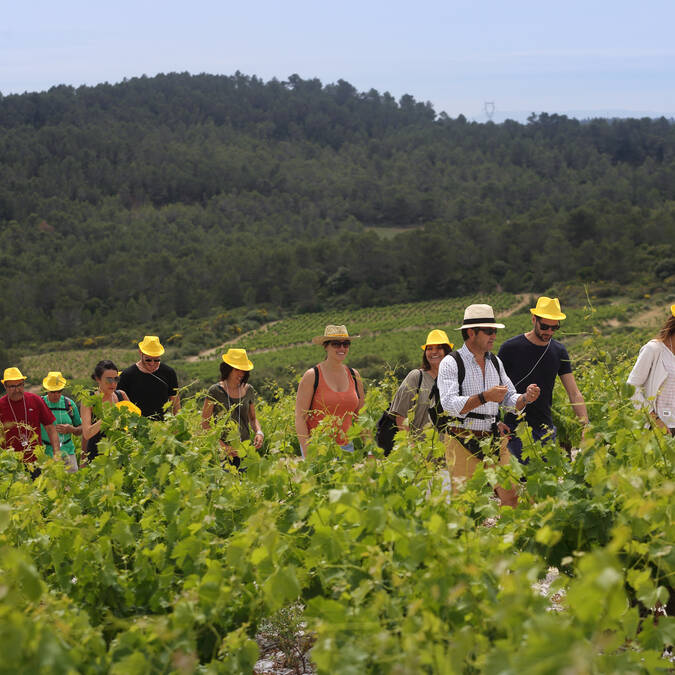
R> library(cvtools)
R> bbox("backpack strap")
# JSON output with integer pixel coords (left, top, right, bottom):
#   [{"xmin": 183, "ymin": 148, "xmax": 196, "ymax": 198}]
[
  {"xmin": 486, "ymin": 352, "xmax": 503, "ymax": 385},
  {"xmin": 451, "ymin": 352, "xmax": 465, "ymax": 396},
  {"xmin": 348, "ymin": 367, "xmax": 360, "ymax": 399}
]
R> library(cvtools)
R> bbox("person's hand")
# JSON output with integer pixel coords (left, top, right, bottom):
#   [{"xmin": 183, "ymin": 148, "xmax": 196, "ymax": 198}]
[
  {"xmin": 497, "ymin": 421, "xmax": 511, "ymax": 436},
  {"xmin": 485, "ymin": 385, "xmax": 508, "ymax": 403},
  {"xmin": 253, "ymin": 431, "xmax": 264, "ymax": 449},
  {"xmin": 55, "ymin": 423, "xmax": 71, "ymax": 434},
  {"xmin": 524, "ymin": 384, "xmax": 540, "ymax": 403}
]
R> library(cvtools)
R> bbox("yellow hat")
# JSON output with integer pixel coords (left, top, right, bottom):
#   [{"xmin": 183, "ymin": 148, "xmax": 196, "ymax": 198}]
[
  {"xmin": 222, "ymin": 348, "xmax": 254, "ymax": 371},
  {"xmin": 43, "ymin": 371, "xmax": 67, "ymax": 391},
  {"xmin": 421, "ymin": 329, "xmax": 453, "ymax": 351},
  {"xmin": 311, "ymin": 324, "xmax": 359, "ymax": 345},
  {"xmin": 671, "ymin": 304, "xmax": 675, "ymax": 317},
  {"xmin": 116, "ymin": 400, "xmax": 142, "ymax": 416},
  {"xmin": 2, "ymin": 367, "xmax": 27, "ymax": 384},
  {"xmin": 138, "ymin": 335, "xmax": 165, "ymax": 357},
  {"xmin": 530, "ymin": 297, "xmax": 566, "ymax": 321}
]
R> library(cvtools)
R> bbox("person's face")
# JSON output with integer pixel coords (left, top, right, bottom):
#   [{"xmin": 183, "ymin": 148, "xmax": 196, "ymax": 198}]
[
  {"xmin": 325, "ymin": 339, "xmax": 350, "ymax": 360},
  {"xmin": 97, "ymin": 369, "xmax": 120, "ymax": 394},
  {"xmin": 229, "ymin": 367, "xmax": 246, "ymax": 384},
  {"xmin": 470, "ymin": 327, "xmax": 497, "ymax": 352},
  {"xmin": 532, "ymin": 316, "xmax": 560, "ymax": 343},
  {"xmin": 4, "ymin": 380, "xmax": 25, "ymax": 401},
  {"xmin": 425, "ymin": 344, "xmax": 446, "ymax": 368},
  {"xmin": 140, "ymin": 350, "xmax": 161, "ymax": 373},
  {"xmin": 47, "ymin": 389, "xmax": 63, "ymax": 403}
]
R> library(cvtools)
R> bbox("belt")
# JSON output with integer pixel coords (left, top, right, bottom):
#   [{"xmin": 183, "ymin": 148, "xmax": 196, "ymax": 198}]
[{"xmin": 446, "ymin": 426, "xmax": 495, "ymax": 439}]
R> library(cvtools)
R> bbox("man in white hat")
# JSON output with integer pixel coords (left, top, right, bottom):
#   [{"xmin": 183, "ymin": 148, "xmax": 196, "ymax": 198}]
[
  {"xmin": 436, "ymin": 304, "xmax": 540, "ymax": 505},
  {"xmin": 0, "ymin": 367, "xmax": 61, "ymax": 474},
  {"xmin": 118, "ymin": 336, "xmax": 180, "ymax": 419},
  {"xmin": 498, "ymin": 297, "xmax": 588, "ymax": 460}
]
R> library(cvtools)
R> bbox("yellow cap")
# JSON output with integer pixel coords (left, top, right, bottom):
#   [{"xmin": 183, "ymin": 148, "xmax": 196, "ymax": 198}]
[
  {"xmin": 138, "ymin": 335, "xmax": 165, "ymax": 357},
  {"xmin": 530, "ymin": 297, "xmax": 566, "ymax": 321},
  {"xmin": 421, "ymin": 329, "xmax": 453, "ymax": 351},
  {"xmin": 43, "ymin": 371, "xmax": 67, "ymax": 391},
  {"xmin": 222, "ymin": 348, "xmax": 254, "ymax": 371},
  {"xmin": 116, "ymin": 400, "xmax": 142, "ymax": 416},
  {"xmin": 2, "ymin": 367, "xmax": 27, "ymax": 384}
]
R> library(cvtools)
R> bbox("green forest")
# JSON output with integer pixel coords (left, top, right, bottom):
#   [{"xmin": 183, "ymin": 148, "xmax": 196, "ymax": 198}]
[{"xmin": 0, "ymin": 72, "xmax": 673, "ymax": 348}]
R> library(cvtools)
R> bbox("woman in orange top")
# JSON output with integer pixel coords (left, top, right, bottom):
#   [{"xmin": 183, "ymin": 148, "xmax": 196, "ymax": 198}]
[{"xmin": 295, "ymin": 325, "xmax": 364, "ymax": 457}]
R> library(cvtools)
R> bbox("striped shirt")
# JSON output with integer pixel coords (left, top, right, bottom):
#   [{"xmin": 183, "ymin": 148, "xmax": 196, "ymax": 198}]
[{"xmin": 438, "ymin": 343, "xmax": 521, "ymax": 432}]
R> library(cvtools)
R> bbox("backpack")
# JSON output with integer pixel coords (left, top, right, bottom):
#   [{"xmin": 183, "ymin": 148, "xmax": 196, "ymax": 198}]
[
  {"xmin": 429, "ymin": 351, "xmax": 502, "ymax": 433},
  {"xmin": 376, "ymin": 369, "xmax": 424, "ymax": 455},
  {"xmin": 43, "ymin": 395, "xmax": 75, "ymax": 423}
]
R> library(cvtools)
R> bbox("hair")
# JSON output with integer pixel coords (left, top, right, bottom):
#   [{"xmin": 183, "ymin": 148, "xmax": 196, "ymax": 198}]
[
  {"xmin": 657, "ymin": 315, "xmax": 675, "ymax": 342},
  {"xmin": 461, "ymin": 328, "xmax": 471, "ymax": 342},
  {"xmin": 422, "ymin": 343, "xmax": 452, "ymax": 370},
  {"xmin": 219, "ymin": 361, "xmax": 250, "ymax": 384},
  {"xmin": 91, "ymin": 360, "xmax": 118, "ymax": 382}
]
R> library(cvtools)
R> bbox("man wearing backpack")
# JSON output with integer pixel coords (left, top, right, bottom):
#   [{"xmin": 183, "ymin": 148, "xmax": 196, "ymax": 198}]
[
  {"xmin": 497, "ymin": 297, "xmax": 588, "ymax": 461},
  {"xmin": 436, "ymin": 304, "xmax": 540, "ymax": 506},
  {"xmin": 41, "ymin": 371, "xmax": 82, "ymax": 473}
]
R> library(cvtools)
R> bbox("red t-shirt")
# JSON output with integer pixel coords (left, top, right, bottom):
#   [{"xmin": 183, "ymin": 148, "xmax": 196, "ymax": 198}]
[{"xmin": 0, "ymin": 393, "xmax": 56, "ymax": 462}]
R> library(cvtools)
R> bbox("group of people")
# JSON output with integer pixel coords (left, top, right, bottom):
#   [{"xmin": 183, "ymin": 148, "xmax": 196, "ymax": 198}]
[{"xmin": 1, "ymin": 300, "xmax": 673, "ymax": 495}]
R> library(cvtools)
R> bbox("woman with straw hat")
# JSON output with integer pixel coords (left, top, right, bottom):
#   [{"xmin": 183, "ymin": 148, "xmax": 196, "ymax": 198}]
[
  {"xmin": 295, "ymin": 325, "xmax": 364, "ymax": 457},
  {"xmin": 41, "ymin": 371, "xmax": 82, "ymax": 473},
  {"xmin": 388, "ymin": 329, "xmax": 454, "ymax": 437},
  {"xmin": 627, "ymin": 304, "xmax": 675, "ymax": 435},
  {"xmin": 201, "ymin": 348, "xmax": 263, "ymax": 468}
]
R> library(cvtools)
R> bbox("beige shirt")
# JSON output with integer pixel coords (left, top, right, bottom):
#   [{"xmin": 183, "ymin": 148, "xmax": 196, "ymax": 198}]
[{"xmin": 389, "ymin": 369, "xmax": 436, "ymax": 432}]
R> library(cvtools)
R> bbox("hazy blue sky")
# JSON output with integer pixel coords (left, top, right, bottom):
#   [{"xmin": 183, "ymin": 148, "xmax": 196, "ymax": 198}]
[{"xmin": 2, "ymin": 0, "xmax": 673, "ymax": 120}]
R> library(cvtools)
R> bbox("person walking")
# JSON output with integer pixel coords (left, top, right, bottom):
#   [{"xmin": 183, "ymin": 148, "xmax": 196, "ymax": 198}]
[
  {"xmin": 118, "ymin": 336, "xmax": 180, "ymax": 419},
  {"xmin": 41, "ymin": 371, "xmax": 81, "ymax": 473}
]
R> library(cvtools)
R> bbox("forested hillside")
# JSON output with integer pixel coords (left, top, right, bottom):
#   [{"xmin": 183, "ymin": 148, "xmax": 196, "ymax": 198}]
[{"xmin": 0, "ymin": 72, "xmax": 673, "ymax": 346}]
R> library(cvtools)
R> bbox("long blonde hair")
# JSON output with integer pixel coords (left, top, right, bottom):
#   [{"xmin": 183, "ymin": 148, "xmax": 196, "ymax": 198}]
[{"xmin": 657, "ymin": 315, "xmax": 675, "ymax": 342}]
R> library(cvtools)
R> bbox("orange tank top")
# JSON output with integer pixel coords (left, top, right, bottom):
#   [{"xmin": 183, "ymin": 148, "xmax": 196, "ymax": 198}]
[{"xmin": 306, "ymin": 364, "xmax": 360, "ymax": 445}]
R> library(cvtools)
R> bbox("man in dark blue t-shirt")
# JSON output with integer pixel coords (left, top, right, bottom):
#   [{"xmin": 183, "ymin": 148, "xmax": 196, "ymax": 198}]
[{"xmin": 498, "ymin": 297, "xmax": 588, "ymax": 461}]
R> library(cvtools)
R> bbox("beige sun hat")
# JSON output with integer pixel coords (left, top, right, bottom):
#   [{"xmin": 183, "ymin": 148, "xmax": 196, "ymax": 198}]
[
  {"xmin": 458, "ymin": 304, "xmax": 505, "ymax": 330},
  {"xmin": 138, "ymin": 335, "xmax": 165, "ymax": 357},
  {"xmin": 530, "ymin": 297, "xmax": 566, "ymax": 321},
  {"xmin": 311, "ymin": 324, "xmax": 359, "ymax": 345},
  {"xmin": 43, "ymin": 371, "xmax": 67, "ymax": 391}
]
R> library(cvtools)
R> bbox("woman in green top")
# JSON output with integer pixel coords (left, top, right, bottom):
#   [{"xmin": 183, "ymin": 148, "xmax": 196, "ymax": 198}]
[
  {"xmin": 41, "ymin": 371, "xmax": 82, "ymax": 473},
  {"xmin": 201, "ymin": 348, "xmax": 264, "ymax": 468}
]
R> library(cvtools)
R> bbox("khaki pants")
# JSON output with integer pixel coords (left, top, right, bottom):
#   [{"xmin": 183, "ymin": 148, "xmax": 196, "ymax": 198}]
[{"xmin": 443, "ymin": 431, "xmax": 517, "ymax": 507}]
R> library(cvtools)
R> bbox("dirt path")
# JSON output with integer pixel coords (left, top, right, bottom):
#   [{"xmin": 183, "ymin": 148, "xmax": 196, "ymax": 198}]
[
  {"xmin": 183, "ymin": 295, "xmax": 531, "ymax": 362},
  {"xmin": 626, "ymin": 305, "xmax": 668, "ymax": 328}
]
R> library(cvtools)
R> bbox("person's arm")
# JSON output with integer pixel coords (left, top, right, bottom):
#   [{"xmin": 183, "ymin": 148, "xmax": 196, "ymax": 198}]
[
  {"xmin": 626, "ymin": 342, "xmax": 656, "ymax": 408},
  {"xmin": 560, "ymin": 372, "xmax": 589, "ymax": 426},
  {"xmin": 81, "ymin": 404, "xmax": 101, "ymax": 440},
  {"xmin": 117, "ymin": 390, "xmax": 129, "ymax": 402},
  {"xmin": 390, "ymin": 371, "xmax": 417, "ymax": 431},
  {"xmin": 44, "ymin": 424, "xmax": 61, "ymax": 457},
  {"xmin": 295, "ymin": 369, "xmax": 315, "ymax": 458},
  {"xmin": 249, "ymin": 402, "xmax": 263, "ymax": 449},
  {"xmin": 57, "ymin": 402, "xmax": 82, "ymax": 436},
  {"xmin": 170, "ymin": 394, "xmax": 181, "ymax": 415}
]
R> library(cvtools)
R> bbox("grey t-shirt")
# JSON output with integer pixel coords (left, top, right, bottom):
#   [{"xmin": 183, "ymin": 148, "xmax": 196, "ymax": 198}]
[
  {"xmin": 206, "ymin": 383, "xmax": 256, "ymax": 441},
  {"xmin": 389, "ymin": 369, "xmax": 436, "ymax": 432}
]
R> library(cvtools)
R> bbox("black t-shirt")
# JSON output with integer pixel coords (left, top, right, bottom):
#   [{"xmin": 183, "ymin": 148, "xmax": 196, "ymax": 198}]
[
  {"xmin": 118, "ymin": 363, "xmax": 178, "ymax": 419},
  {"xmin": 497, "ymin": 334, "xmax": 572, "ymax": 431}
]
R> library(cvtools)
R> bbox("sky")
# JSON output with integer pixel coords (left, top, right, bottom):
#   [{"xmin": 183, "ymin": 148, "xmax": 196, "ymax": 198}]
[{"xmin": 2, "ymin": 0, "xmax": 674, "ymax": 122}]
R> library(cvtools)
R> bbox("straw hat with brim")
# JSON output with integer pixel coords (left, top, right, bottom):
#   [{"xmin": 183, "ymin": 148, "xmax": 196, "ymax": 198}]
[
  {"xmin": 43, "ymin": 371, "xmax": 67, "ymax": 391},
  {"xmin": 138, "ymin": 335, "xmax": 165, "ymax": 357},
  {"xmin": 458, "ymin": 304, "xmax": 505, "ymax": 330},
  {"xmin": 116, "ymin": 400, "xmax": 142, "ymax": 416},
  {"xmin": 421, "ymin": 329, "xmax": 454, "ymax": 351},
  {"xmin": 2, "ymin": 367, "xmax": 27, "ymax": 384},
  {"xmin": 222, "ymin": 348, "xmax": 254, "ymax": 371},
  {"xmin": 312, "ymin": 325, "xmax": 359, "ymax": 345},
  {"xmin": 530, "ymin": 297, "xmax": 566, "ymax": 321}
]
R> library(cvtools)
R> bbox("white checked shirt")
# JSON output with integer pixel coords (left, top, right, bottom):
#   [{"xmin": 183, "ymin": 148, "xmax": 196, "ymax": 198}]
[{"xmin": 437, "ymin": 343, "xmax": 521, "ymax": 432}]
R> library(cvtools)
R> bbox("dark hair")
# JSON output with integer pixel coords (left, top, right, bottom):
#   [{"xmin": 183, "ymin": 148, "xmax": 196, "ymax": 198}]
[
  {"xmin": 657, "ymin": 315, "xmax": 675, "ymax": 342},
  {"xmin": 91, "ymin": 359, "xmax": 118, "ymax": 382},
  {"xmin": 422, "ymin": 343, "xmax": 452, "ymax": 370},
  {"xmin": 461, "ymin": 328, "xmax": 471, "ymax": 342},
  {"xmin": 219, "ymin": 361, "xmax": 250, "ymax": 384}
]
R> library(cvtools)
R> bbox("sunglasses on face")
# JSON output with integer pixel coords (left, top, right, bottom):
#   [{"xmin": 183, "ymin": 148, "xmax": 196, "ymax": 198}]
[
  {"xmin": 537, "ymin": 320, "xmax": 560, "ymax": 332},
  {"xmin": 143, "ymin": 357, "xmax": 161, "ymax": 363},
  {"xmin": 6, "ymin": 383, "xmax": 24, "ymax": 389},
  {"xmin": 477, "ymin": 328, "xmax": 498, "ymax": 336},
  {"xmin": 328, "ymin": 340, "xmax": 351, "ymax": 348},
  {"xmin": 104, "ymin": 376, "xmax": 120, "ymax": 383}
]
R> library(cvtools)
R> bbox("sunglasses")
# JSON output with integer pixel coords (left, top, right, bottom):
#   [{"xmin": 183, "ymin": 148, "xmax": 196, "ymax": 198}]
[
  {"xmin": 104, "ymin": 376, "xmax": 120, "ymax": 383},
  {"xmin": 537, "ymin": 320, "xmax": 560, "ymax": 332},
  {"xmin": 143, "ymin": 357, "xmax": 161, "ymax": 363},
  {"xmin": 5, "ymin": 382, "xmax": 25, "ymax": 389},
  {"xmin": 477, "ymin": 327, "xmax": 498, "ymax": 336},
  {"xmin": 328, "ymin": 340, "xmax": 351, "ymax": 348}
]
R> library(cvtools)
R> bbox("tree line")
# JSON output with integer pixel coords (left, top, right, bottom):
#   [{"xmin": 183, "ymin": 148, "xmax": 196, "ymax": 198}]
[{"xmin": 0, "ymin": 72, "xmax": 673, "ymax": 348}]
